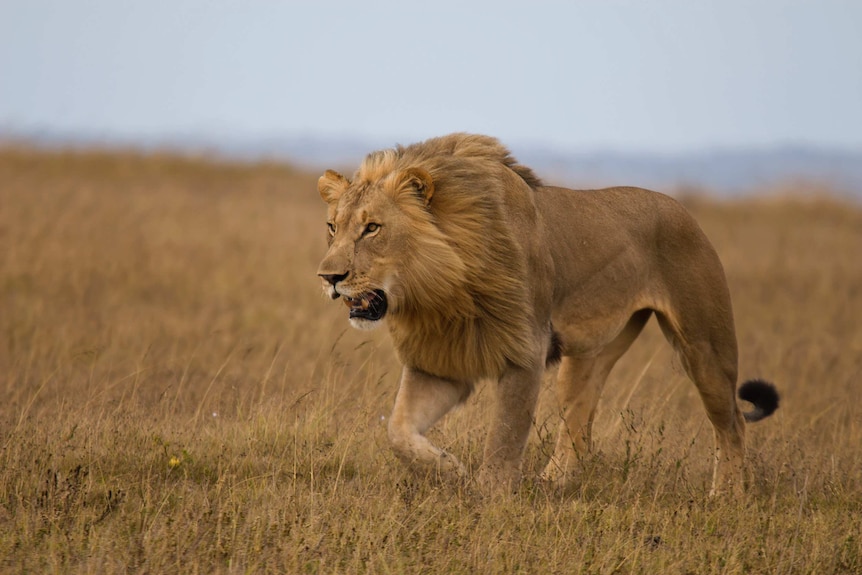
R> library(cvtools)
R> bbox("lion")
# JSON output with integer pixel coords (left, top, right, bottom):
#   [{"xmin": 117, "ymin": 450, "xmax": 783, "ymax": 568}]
[{"xmin": 316, "ymin": 133, "xmax": 779, "ymax": 494}]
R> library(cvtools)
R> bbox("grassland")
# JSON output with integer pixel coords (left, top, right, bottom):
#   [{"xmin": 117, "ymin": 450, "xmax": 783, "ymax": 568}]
[{"xmin": 1, "ymin": 147, "xmax": 861, "ymax": 574}]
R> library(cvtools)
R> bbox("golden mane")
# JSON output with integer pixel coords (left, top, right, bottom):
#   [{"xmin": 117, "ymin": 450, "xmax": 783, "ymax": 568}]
[
  {"xmin": 357, "ymin": 133, "xmax": 543, "ymax": 379},
  {"xmin": 355, "ymin": 132, "xmax": 543, "ymax": 190}
]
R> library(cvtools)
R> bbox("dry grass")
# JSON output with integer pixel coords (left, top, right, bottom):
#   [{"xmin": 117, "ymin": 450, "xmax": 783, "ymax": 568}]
[{"xmin": 1, "ymin": 147, "xmax": 861, "ymax": 574}]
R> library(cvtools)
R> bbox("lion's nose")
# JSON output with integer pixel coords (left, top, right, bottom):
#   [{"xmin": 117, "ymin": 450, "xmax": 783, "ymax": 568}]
[{"xmin": 320, "ymin": 272, "xmax": 348, "ymax": 286}]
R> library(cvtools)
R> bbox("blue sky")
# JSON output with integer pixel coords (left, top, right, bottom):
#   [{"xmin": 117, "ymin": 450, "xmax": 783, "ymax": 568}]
[{"xmin": 1, "ymin": 0, "xmax": 860, "ymax": 153}]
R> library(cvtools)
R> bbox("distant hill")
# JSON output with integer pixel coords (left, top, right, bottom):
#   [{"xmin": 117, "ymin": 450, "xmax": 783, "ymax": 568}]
[
  {"xmin": 516, "ymin": 146, "xmax": 862, "ymax": 196},
  {"xmin": 4, "ymin": 130, "xmax": 861, "ymax": 198}
]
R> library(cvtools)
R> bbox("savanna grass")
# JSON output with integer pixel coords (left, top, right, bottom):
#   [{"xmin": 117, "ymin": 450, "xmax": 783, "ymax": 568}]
[{"xmin": 1, "ymin": 148, "xmax": 861, "ymax": 573}]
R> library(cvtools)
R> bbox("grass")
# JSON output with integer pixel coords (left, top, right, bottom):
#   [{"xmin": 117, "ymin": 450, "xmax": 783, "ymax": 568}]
[{"xmin": 1, "ymin": 147, "xmax": 861, "ymax": 574}]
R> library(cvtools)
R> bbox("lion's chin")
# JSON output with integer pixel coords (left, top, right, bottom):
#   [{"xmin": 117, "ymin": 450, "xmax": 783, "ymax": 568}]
[{"xmin": 349, "ymin": 317, "xmax": 384, "ymax": 331}]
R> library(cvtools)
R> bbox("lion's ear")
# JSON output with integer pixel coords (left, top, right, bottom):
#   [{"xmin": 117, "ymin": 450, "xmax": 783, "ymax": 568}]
[
  {"xmin": 318, "ymin": 170, "xmax": 348, "ymax": 203},
  {"xmin": 393, "ymin": 167, "xmax": 435, "ymax": 207}
]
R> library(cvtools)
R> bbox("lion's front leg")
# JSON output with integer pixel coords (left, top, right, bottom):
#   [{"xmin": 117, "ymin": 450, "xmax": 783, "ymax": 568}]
[
  {"xmin": 387, "ymin": 366, "xmax": 471, "ymax": 479},
  {"xmin": 478, "ymin": 363, "xmax": 543, "ymax": 491}
]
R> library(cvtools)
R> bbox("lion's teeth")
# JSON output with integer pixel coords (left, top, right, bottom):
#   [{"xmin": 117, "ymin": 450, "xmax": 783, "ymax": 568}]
[{"xmin": 343, "ymin": 295, "xmax": 371, "ymax": 310}]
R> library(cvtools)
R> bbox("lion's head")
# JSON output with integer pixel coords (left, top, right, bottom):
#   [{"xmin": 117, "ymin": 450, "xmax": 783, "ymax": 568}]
[
  {"xmin": 316, "ymin": 134, "xmax": 544, "ymax": 379},
  {"xmin": 316, "ymin": 160, "xmax": 471, "ymax": 331}
]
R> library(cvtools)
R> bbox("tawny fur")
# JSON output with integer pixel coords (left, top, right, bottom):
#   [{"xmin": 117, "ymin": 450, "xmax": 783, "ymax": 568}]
[{"xmin": 317, "ymin": 133, "xmax": 778, "ymax": 494}]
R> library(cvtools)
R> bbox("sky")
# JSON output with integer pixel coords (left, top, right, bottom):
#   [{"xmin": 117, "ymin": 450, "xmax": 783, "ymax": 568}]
[{"xmin": 1, "ymin": 0, "xmax": 861, "ymax": 154}]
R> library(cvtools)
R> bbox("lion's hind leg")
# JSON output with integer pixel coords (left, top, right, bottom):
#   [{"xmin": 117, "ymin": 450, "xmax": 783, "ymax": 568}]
[
  {"xmin": 387, "ymin": 367, "xmax": 471, "ymax": 480},
  {"xmin": 541, "ymin": 309, "xmax": 651, "ymax": 485},
  {"xmin": 654, "ymin": 308, "xmax": 747, "ymax": 496}
]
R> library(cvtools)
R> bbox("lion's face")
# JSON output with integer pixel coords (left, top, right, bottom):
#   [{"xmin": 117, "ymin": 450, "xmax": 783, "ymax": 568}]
[{"xmin": 316, "ymin": 167, "xmax": 444, "ymax": 331}]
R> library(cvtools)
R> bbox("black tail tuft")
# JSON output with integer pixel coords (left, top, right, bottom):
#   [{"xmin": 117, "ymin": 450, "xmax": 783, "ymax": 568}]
[{"xmin": 738, "ymin": 379, "xmax": 780, "ymax": 422}]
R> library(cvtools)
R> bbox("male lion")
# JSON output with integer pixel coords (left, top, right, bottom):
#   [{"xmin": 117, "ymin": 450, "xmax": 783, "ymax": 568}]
[{"xmin": 316, "ymin": 133, "xmax": 779, "ymax": 494}]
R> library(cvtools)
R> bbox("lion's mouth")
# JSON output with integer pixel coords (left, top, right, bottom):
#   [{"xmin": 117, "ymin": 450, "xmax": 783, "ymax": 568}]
[{"xmin": 343, "ymin": 289, "xmax": 388, "ymax": 321}]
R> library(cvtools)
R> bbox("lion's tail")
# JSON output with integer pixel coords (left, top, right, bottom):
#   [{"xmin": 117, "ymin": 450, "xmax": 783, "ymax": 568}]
[{"xmin": 738, "ymin": 379, "xmax": 780, "ymax": 422}]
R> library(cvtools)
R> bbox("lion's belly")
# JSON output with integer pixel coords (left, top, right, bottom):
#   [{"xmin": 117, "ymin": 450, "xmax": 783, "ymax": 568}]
[
  {"xmin": 549, "ymin": 248, "xmax": 658, "ymax": 357},
  {"xmin": 552, "ymin": 307, "xmax": 646, "ymax": 356}
]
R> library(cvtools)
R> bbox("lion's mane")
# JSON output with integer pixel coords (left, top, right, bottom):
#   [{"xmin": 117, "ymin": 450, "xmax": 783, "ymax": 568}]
[{"xmin": 354, "ymin": 134, "xmax": 544, "ymax": 380}]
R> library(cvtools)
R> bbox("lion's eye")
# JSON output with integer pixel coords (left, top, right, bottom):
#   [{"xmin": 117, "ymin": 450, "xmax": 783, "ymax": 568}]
[
  {"xmin": 362, "ymin": 223, "xmax": 381, "ymax": 236},
  {"xmin": 327, "ymin": 222, "xmax": 336, "ymax": 236}
]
